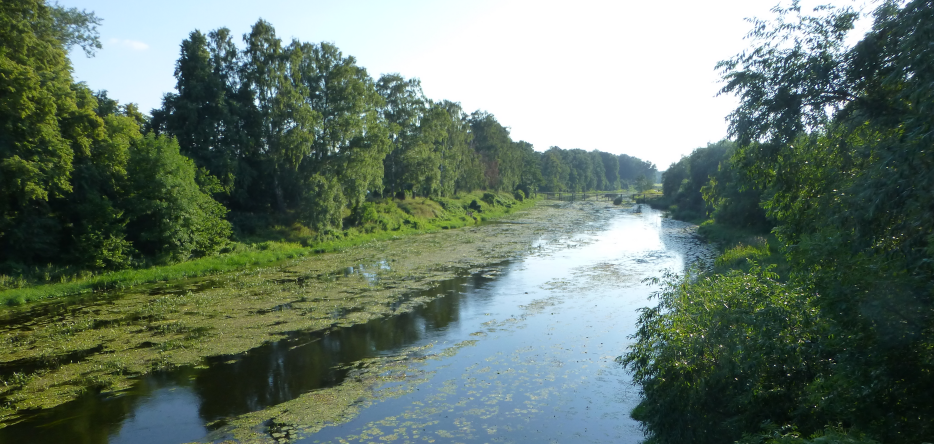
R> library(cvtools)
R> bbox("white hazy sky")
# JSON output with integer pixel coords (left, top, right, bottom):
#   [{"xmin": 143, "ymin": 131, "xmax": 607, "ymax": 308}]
[{"xmin": 59, "ymin": 0, "xmax": 868, "ymax": 169}]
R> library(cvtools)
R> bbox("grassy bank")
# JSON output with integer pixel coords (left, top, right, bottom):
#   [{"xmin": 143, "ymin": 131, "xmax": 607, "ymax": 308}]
[{"xmin": 0, "ymin": 191, "xmax": 537, "ymax": 307}]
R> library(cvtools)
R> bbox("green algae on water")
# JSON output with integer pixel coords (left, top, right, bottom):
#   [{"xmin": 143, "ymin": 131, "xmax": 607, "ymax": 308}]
[{"xmin": 0, "ymin": 200, "xmax": 619, "ymax": 430}]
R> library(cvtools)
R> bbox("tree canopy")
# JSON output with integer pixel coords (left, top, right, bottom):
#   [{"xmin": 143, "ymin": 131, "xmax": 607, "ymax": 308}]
[{"xmin": 1, "ymin": 1, "xmax": 229, "ymax": 271}]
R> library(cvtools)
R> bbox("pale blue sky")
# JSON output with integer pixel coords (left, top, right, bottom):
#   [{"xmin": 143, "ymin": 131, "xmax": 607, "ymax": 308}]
[{"xmin": 59, "ymin": 0, "xmax": 868, "ymax": 169}]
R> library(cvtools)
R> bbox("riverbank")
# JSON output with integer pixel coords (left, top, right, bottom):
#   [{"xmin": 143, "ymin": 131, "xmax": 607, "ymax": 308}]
[
  {"xmin": 0, "ymin": 198, "xmax": 624, "ymax": 429},
  {"xmin": 0, "ymin": 191, "xmax": 536, "ymax": 307},
  {"xmin": 645, "ymin": 195, "xmax": 787, "ymax": 276}
]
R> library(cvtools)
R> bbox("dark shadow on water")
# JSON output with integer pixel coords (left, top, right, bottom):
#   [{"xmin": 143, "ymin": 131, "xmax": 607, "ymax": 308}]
[{"xmin": 0, "ymin": 267, "xmax": 505, "ymax": 444}]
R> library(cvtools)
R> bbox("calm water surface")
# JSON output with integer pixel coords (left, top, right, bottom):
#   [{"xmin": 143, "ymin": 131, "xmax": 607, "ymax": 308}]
[{"xmin": 0, "ymin": 205, "xmax": 712, "ymax": 444}]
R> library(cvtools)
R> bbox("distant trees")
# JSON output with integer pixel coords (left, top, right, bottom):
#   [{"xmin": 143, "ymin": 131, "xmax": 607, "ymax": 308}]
[
  {"xmin": 634, "ymin": 175, "xmax": 653, "ymax": 193},
  {"xmin": 540, "ymin": 148, "xmax": 569, "ymax": 192},
  {"xmin": 617, "ymin": 153, "xmax": 657, "ymax": 188},
  {"xmin": 535, "ymin": 147, "xmax": 652, "ymax": 193}
]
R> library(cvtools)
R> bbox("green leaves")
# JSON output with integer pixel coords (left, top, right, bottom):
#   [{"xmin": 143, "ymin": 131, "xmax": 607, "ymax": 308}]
[
  {"xmin": 624, "ymin": 268, "xmax": 826, "ymax": 444},
  {"xmin": 124, "ymin": 134, "xmax": 231, "ymax": 263},
  {"xmin": 630, "ymin": 2, "xmax": 934, "ymax": 442},
  {"xmin": 1, "ymin": 0, "xmax": 93, "ymax": 263},
  {"xmin": 47, "ymin": 2, "xmax": 102, "ymax": 57},
  {"xmin": 717, "ymin": 1, "xmax": 858, "ymax": 148}
]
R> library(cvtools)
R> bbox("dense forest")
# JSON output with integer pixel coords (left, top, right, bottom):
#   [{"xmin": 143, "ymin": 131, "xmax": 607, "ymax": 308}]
[
  {"xmin": 0, "ymin": 0, "xmax": 656, "ymax": 277},
  {"xmin": 625, "ymin": 1, "xmax": 933, "ymax": 443}
]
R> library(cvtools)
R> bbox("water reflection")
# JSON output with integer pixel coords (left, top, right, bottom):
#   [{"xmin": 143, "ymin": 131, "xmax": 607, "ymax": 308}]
[
  {"xmin": 0, "ymin": 370, "xmax": 206, "ymax": 444},
  {"xmin": 0, "ymin": 271, "xmax": 499, "ymax": 444}
]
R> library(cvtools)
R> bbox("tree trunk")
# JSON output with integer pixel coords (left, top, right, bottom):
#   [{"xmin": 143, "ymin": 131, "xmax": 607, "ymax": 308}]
[{"xmin": 274, "ymin": 174, "xmax": 286, "ymax": 214}]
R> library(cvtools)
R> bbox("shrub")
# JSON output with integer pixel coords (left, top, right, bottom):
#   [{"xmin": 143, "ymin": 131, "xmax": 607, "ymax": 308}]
[
  {"xmin": 481, "ymin": 192, "xmax": 497, "ymax": 206},
  {"xmin": 623, "ymin": 266, "xmax": 827, "ymax": 444}
]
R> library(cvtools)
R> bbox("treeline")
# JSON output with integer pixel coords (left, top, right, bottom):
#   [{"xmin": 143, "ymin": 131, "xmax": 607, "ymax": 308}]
[
  {"xmin": 148, "ymin": 22, "xmax": 657, "ymax": 214},
  {"xmin": 540, "ymin": 148, "xmax": 656, "ymax": 193},
  {"xmin": 0, "ymin": 1, "xmax": 655, "ymax": 275},
  {"xmin": 659, "ymin": 139, "xmax": 769, "ymax": 229},
  {"xmin": 625, "ymin": 2, "xmax": 934, "ymax": 444}
]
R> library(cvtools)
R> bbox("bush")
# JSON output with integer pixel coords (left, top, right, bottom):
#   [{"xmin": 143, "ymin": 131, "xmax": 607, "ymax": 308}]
[
  {"xmin": 353, "ymin": 202, "xmax": 379, "ymax": 226},
  {"xmin": 123, "ymin": 134, "xmax": 232, "ymax": 263},
  {"xmin": 481, "ymin": 192, "xmax": 497, "ymax": 206},
  {"xmin": 738, "ymin": 426, "xmax": 880, "ymax": 444},
  {"xmin": 623, "ymin": 266, "xmax": 827, "ymax": 444}
]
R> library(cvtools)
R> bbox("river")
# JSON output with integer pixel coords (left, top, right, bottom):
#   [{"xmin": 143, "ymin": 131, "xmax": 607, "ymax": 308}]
[{"xmin": 0, "ymin": 202, "xmax": 713, "ymax": 444}]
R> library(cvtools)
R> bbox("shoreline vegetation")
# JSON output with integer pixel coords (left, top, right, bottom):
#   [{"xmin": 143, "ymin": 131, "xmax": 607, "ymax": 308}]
[
  {"xmin": 646, "ymin": 195, "xmax": 787, "ymax": 277},
  {"xmin": 0, "ymin": 191, "xmax": 544, "ymax": 307}
]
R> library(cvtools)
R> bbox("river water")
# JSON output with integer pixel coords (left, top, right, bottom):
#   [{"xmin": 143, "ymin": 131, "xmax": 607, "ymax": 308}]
[{"xmin": 0, "ymin": 204, "xmax": 713, "ymax": 444}]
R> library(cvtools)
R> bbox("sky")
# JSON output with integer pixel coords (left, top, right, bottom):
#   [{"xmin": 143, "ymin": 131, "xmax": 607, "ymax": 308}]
[{"xmin": 58, "ymin": 0, "xmax": 869, "ymax": 169}]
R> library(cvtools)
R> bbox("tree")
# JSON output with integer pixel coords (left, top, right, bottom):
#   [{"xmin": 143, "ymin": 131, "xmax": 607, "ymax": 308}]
[
  {"xmin": 0, "ymin": 0, "xmax": 103, "ymax": 264},
  {"xmin": 60, "ymin": 104, "xmax": 138, "ymax": 270},
  {"xmin": 150, "ymin": 28, "xmax": 245, "ymax": 207},
  {"xmin": 295, "ymin": 41, "xmax": 389, "ymax": 217},
  {"xmin": 470, "ymin": 112, "xmax": 520, "ymax": 191},
  {"xmin": 376, "ymin": 73, "xmax": 426, "ymax": 197},
  {"xmin": 540, "ymin": 147, "xmax": 569, "ymax": 192},
  {"xmin": 590, "ymin": 151, "xmax": 608, "ymax": 191},
  {"xmin": 599, "ymin": 151, "xmax": 620, "ymax": 190},
  {"xmin": 624, "ymin": 268, "xmax": 827, "ymax": 444},
  {"xmin": 435, "ymin": 101, "xmax": 475, "ymax": 196},
  {"xmin": 564, "ymin": 149, "xmax": 596, "ymax": 192},
  {"xmin": 659, "ymin": 140, "xmax": 733, "ymax": 220},
  {"xmin": 241, "ymin": 21, "xmax": 318, "ymax": 214},
  {"xmin": 515, "ymin": 141, "xmax": 541, "ymax": 197},
  {"xmin": 123, "ymin": 134, "xmax": 231, "ymax": 263},
  {"xmin": 618, "ymin": 153, "xmax": 657, "ymax": 185},
  {"xmin": 629, "ymin": 2, "xmax": 934, "ymax": 443},
  {"xmin": 634, "ymin": 174, "xmax": 653, "ymax": 193},
  {"xmin": 47, "ymin": 2, "xmax": 102, "ymax": 57}
]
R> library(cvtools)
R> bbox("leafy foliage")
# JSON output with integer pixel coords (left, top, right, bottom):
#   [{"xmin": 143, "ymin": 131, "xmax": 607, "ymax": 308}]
[
  {"xmin": 123, "ymin": 134, "xmax": 231, "ymax": 262},
  {"xmin": 629, "ymin": 2, "xmax": 934, "ymax": 443},
  {"xmin": 624, "ymin": 267, "xmax": 826, "ymax": 444},
  {"xmin": 0, "ymin": 1, "xmax": 231, "ymax": 273}
]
